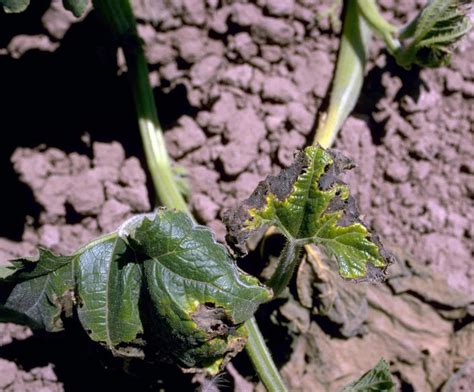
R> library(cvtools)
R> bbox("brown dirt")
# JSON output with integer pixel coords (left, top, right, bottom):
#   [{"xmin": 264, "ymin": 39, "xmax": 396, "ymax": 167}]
[{"xmin": 0, "ymin": 0, "xmax": 473, "ymax": 391}]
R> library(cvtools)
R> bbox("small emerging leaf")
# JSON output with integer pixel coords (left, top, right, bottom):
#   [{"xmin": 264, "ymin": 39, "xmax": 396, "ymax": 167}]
[
  {"xmin": 396, "ymin": 0, "xmax": 472, "ymax": 68},
  {"xmin": 340, "ymin": 359, "xmax": 395, "ymax": 392},
  {"xmin": 0, "ymin": 0, "xmax": 29, "ymax": 13},
  {"xmin": 224, "ymin": 145, "xmax": 393, "ymax": 281}
]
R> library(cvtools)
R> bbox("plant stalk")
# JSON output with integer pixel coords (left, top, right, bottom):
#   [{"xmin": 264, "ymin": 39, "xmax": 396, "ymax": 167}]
[
  {"xmin": 93, "ymin": 1, "xmax": 284, "ymax": 390},
  {"xmin": 93, "ymin": 0, "xmax": 190, "ymax": 214},
  {"xmin": 313, "ymin": 0, "xmax": 372, "ymax": 148},
  {"xmin": 245, "ymin": 317, "xmax": 287, "ymax": 392},
  {"xmin": 267, "ymin": 241, "xmax": 302, "ymax": 298}
]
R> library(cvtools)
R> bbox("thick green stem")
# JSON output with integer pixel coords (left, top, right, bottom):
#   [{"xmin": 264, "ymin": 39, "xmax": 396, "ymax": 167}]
[
  {"xmin": 313, "ymin": 1, "xmax": 371, "ymax": 148},
  {"xmin": 245, "ymin": 317, "xmax": 287, "ymax": 392},
  {"xmin": 93, "ymin": 0, "xmax": 190, "ymax": 214},
  {"xmin": 267, "ymin": 241, "xmax": 302, "ymax": 298},
  {"xmin": 93, "ymin": 1, "xmax": 283, "ymax": 390}
]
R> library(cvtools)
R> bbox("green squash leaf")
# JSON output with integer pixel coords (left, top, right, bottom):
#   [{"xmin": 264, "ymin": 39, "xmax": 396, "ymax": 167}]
[
  {"xmin": 75, "ymin": 236, "xmax": 143, "ymax": 353},
  {"xmin": 62, "ymin": 0, "xmax": 89, "ymax": 17},
  {"xmin": 1, "ymin": 235, "xmax": 144, "ymax": 356},
  {"xmin": 1, "ymin": 209, "xmax": 271, "ymax": 372},
  {"xmin": 0, "ymin": 0, "xmax": 29, "ymax": 13},
  {"xmin": 224, "ymin": 145, "xmax": 393, "ymax": 281},
  {"xmin": 130, "ymin": 209, "xmax": 272, "ymax": 370},
  {"xmin": 340, "ymin": 359, "xmax": 395, "ymax": 392},
  {"xmin": 396, "ymin": 0, "xmax": 472, "ymax": 68}
]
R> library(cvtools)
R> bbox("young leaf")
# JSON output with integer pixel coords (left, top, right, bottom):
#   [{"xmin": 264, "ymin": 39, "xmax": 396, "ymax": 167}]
[
  {"xmin": 224, "ymin": 145, "xmax": 393, "ymax": 281},
  {"xmin": 130, "ymin": 210, "xmax": 272, "ymax": 370},
  {"xmin": 0, "ymin": 0, "xmax": 29, "ymax": 13},
  {"xmin": 340, "ymin": 359, "xmax": 395, "ymax": 392},
  {"xmin": 62, "ymin": 0, "xmax": 89, "ymax": 17},
  {"xmin": 396, "ymin": 0, "xmax": 472, "ymax": 68}
]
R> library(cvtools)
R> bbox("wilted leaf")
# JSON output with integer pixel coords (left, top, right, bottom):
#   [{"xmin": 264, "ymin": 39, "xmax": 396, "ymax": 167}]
[
  {"xmin": 1, "ymin": 237, "xmax": 144, "ymax": 354},
  {"xmin": 62, "ymin": 0, "xmax": 88, "ymax": 17},
  {"xmin": 1, "ymin": 209, "xmax": 271, "ymax": 372},
  {"xmin": 0, "ymin": 0, "xmax": 29, "ymax": 13},
  {"xmin": 340, "ymin": 359, "xmax": 395, "ymax": 391},
  {"xmin": 396, "ymin": 0, "xmax": 472, "ymax": 68},
  {"xmin": 224, "ymin": 145, "xmax": 393, "ymax": 281},
  {"xmin": 131, "ymin": 210, "xmax": 272, "ymax": 370},
  {"xmin": 75, "ymin": 236, "xmax": 143, "ymax": 353}
]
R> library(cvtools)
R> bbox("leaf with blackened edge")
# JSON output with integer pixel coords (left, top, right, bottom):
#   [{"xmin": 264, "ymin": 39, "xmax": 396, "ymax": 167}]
[
  {"xmin": 224, "ymin": 145, "xmax": 394, "ymax": 281},
  {"xmin": 340, "ymin": 359, "xmax": 395, "ymax": 391},
  {"xmin": 128, "ymin": 209, "xmax": 272, "ymax": 372}
]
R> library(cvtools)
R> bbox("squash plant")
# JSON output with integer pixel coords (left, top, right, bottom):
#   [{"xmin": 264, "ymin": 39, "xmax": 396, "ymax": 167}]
[
  {"xmin": 3, "ymin": 0, "xmax": 469, "ymax": 390},
  {"xmin": 0, "ymin": 145, "xmax": 394, "ymax": 391}
]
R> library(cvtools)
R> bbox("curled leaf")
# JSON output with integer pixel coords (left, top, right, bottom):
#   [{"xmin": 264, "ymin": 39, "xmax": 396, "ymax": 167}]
[
  {"xmin": 396, "ymin": 0, "xmax": 472, "ymax": 68},
  {"xmin": 0, "ymin": 209, "xmax": 271, "ymax": 372},
  {"xmin": 224, "ymin": 145, "xmax": 394, "ymax": 281},
  {"xmin": 130, "ymin": 210, "xmax": 272, "ymax": 371}
]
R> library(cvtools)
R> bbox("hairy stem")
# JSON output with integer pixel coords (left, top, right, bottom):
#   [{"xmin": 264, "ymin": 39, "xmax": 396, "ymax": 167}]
[
  {"xmin": 93, "ymin": 0, "xmax": 190, "ymax": 214},
  {"xmin": 245, "ymin": 317, "xmax": 287, "ymax": 392},
  {"xmin": 267, "ymin": 241, "xmax": 303, "ymax": 298},
  {"xmin": 93, "ymin": 1, "xmax": 283, "ymax": 390},
  {"xmin": 313, "ymin": 0, "xmax": 371, "ymax": 148}
]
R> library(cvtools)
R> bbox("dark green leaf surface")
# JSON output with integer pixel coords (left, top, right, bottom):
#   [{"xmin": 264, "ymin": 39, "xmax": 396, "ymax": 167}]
[
  {"xmin": 1, "ymin": 209, "xmax": 270, "ymax": 371},
  {"xmin": 75, "ymin": 236, "xmax": 143, "ymax": 351},
  {"xmin": 340, "ymin": 359, "xmax": 395, "ymax": 391},
  {"xmin": 132, "ymin": 210, "xmax": 272, "ymax": 368},
  {"xmin": 225, "ymin": 145, "xmax": 391, "ymax": 280},
  {"xmin": 5, "ymin": 252, "xmax": 74, "ymax": 331},
  {"xmin": 0, "ymin": 0, "xmax": 29, "ymax": 13},
  {"xmin": 62, "ymin": 0, "xmax": 88, "ymax": 17}
]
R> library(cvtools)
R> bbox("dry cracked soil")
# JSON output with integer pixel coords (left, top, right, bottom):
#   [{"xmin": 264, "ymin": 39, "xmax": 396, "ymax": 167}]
[{"xmin": 0, "ymin": 0, "xmax": 473, "ymax": 391}]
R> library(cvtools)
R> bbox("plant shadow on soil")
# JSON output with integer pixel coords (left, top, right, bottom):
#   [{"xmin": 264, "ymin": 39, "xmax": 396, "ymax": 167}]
[
  {"xmin": 0, "ymin": 4, "xmax": 195, "ymax": 240},
  {"xmin": 0, "ymin": 5, "xmax": 209, "ymax": 392}
]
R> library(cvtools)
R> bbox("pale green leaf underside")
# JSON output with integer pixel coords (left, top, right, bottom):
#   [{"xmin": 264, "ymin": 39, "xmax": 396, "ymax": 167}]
[
  {"xmin": 340, "ymin": 359, "xmax": 395, "ymax": 391},
  {"xmin": 2, "ymin": 239, "xmax": 143, "ymax": 350},
  {"xmin": 247, "ymin": 146, "xmax": 386, "ymax": 279}
]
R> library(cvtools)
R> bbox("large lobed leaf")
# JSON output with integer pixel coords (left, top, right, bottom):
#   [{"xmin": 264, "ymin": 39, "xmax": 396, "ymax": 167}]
[
  {"xmin": 130, "ymin": 210, "xmax": 272, "ymax": 369},
  {"xmin": 340, "ymin": 359, "xmax": 395, "ymax": 391},
  {"xmin": 224, "ymin": 145, "xmax": 393, "ymax": 281},
  {"xmin": 0, "ymin": 210, "xmax": 271, "ymax": 371}
]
